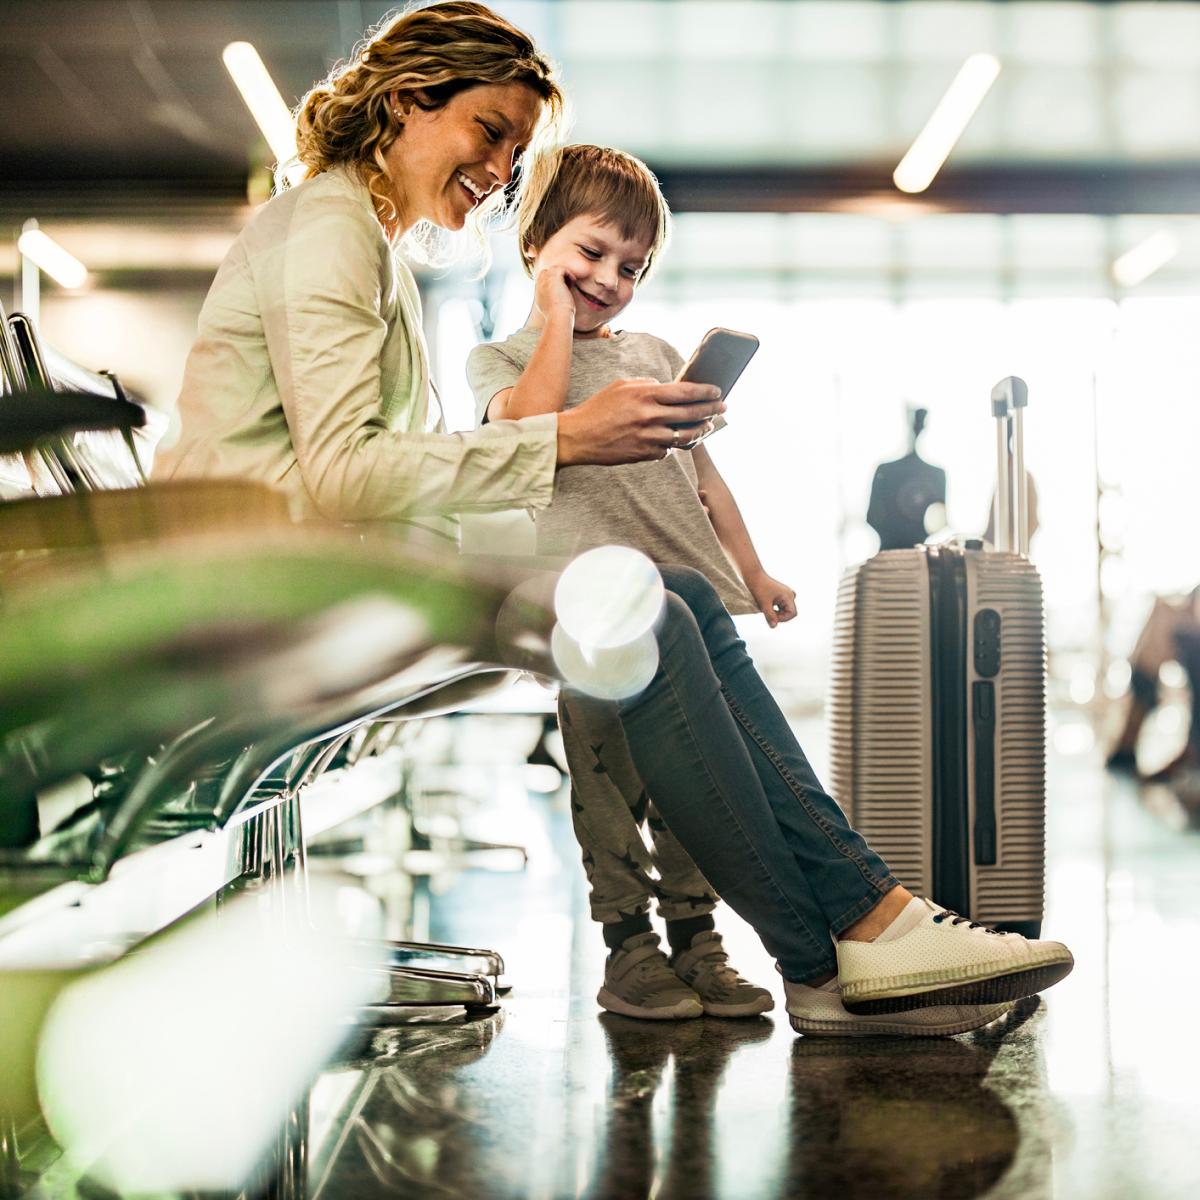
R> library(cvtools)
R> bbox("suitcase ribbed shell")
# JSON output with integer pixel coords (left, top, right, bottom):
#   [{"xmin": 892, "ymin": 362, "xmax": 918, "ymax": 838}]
[
  {"xmin": 828, "ymin": 547, "xmax": 1045, "ymax": 928},
  {"xmin": 829, "ymin": 552, "xmax": 933, "ymax": 895},
  {"xmin": 968, "ymin": 554, "xmax": 1045, "ymax": 924}
]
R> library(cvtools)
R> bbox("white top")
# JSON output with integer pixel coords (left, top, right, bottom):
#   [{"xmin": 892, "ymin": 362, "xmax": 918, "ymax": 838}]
[{"xmin": 157, "ymin": 165, "xmax": 559, "ymax": 543}]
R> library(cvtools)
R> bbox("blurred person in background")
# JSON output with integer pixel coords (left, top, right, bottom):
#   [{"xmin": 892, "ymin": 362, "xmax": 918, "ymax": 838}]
[
  {"xmin": 1106, "ymin": 587, "xmax": 1200, "ymax": 783},
  {"xmin": 866, "ymin": 405, "xmax": 947, "ymax": 552},
  {"xmin": 1173, "ymin": 625, "xmax": 1200, "ymax": 797}
]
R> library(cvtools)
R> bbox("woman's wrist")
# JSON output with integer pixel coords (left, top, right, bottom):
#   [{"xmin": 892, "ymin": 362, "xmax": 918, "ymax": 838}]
[{"xmin": 555, "ymin": 408, "xmax": 586, "ymax": 467}]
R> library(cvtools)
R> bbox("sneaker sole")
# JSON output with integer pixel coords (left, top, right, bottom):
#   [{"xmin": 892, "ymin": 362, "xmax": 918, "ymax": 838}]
[
  {"xmin": 788, "ymin": 1008, "xmax": 1004, "ymax": 1038},
  {"xmin": 700, "ymin": 995, "xmax": 776, "ymax": 1018},
  {"xmin": 842, "ymin": 957, "xmax": 1073, "ymax": 1015},
  {"xmin": 597, "ymin": 988, "xmax": 703, "ymax": 1020}
]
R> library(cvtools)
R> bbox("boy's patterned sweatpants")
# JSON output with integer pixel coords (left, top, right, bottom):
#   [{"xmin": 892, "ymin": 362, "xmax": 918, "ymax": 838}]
[{"xmin": 558, "ymin": 691, "xmax": 718, "ymax": 925}]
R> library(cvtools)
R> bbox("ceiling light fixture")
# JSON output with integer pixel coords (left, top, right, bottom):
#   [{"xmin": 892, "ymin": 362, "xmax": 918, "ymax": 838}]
[
  {"xmin": 893, "ymin": 53, "xmax": 1001, "ymax": 195},
  {"xmin": 1112, "ymin": 230, "xmax": 1180, "ymax": 287},
  {"xmin": 221, "ymin": 41, "xmax": 304, "ymax": 184},
  {"xmin": 16, "ymin": 228, "xmax": 88, "ymax": 289}
]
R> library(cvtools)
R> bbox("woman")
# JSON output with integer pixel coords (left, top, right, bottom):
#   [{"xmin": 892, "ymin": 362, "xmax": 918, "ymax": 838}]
[
  {"xmin": 162, "ymin": 1, "xmax": 1073, "ymax": 1035},
  {"xmin": 160, "ymin": 1, "xmax": 716, "ymax": 543}
]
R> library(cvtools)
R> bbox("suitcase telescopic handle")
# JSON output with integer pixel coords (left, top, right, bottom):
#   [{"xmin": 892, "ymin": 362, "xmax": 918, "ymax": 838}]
[{"xmin": 989, "ymin": 376, "xmax": 1030, "ymax": 556}]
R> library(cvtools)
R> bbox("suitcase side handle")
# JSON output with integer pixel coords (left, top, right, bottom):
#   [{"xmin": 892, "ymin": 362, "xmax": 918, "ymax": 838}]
[{"xmin": 989, "ymin": 376, "xmax": 1030, "ymax": 556}]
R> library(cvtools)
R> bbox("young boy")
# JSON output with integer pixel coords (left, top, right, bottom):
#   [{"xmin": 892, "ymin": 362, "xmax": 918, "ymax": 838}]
[{"xmin": 468, "ymin": 145, "xmax": 796, "ymax": 1020}]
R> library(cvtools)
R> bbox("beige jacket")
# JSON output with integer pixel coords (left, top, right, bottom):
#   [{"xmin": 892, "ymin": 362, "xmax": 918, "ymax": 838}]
[{"xmin": 158, "ymin": 165, "xmax": 558, "ymax": 542}]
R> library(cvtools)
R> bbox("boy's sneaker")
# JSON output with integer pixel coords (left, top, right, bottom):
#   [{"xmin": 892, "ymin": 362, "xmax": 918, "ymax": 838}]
[
  {"xmin": 669, "ymin": 931, "xmax": 775, "ymax": 1017},
  {"xmin": 785, "ymin": 976, "xmax": 1009, "ymax": 1038},
  {"xmin": 598, "ymin": 932, "xmax": 704, "ymax": 1020},
  {"xmin": 838, "ymin": 898, "xmax": 1073, "ymax": 1015}
]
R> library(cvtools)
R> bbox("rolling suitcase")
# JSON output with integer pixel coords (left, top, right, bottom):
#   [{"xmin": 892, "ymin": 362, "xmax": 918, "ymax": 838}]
[{"xmin": 828, "ymin": 377, "xmax": 1045, "ymax": 937}]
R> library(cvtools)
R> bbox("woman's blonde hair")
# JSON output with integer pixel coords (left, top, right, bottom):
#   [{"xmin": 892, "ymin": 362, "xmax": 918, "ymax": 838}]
[
  {"xmin": 517, "ymin": 144, "xmax": 671, "ymax": 281},
  {"xmin": 292, "ymin": 1, "xmax": 565, "ymax": 268}
]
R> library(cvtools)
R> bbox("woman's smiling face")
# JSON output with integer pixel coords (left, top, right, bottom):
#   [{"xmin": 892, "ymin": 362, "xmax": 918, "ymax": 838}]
[
  {"xmin": 531, "ymin": 214, "xmax": 652, "ymax": 336},
  {"xmin": 385, "ymin": 82, "xmax": 542, "ymax": 234}
]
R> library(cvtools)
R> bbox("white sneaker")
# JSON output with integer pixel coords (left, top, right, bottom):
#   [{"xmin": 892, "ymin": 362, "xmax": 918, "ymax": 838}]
[
  {"xmin": 838, "ymin": 898, "xmax": 1074, "ymax": 1015},
  {"xmin": 784, "ymin": 977, "xmax": 1010, "ymax": 1038}
]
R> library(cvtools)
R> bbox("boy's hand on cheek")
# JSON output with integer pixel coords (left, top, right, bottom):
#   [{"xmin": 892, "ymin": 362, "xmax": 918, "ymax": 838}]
[
  {"xmin": 533, "ymin": 264, "xmax": 577, "ymax": 324},
  {"xmin": 746, "ymin": 572, "xmax": 798, "ymax": 629}
]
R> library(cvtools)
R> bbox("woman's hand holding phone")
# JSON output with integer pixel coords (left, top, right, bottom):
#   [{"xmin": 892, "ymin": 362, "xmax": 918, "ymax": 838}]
[{"xmin": 557, "ymin": 378, "xmax": 723, "ymax": 466}]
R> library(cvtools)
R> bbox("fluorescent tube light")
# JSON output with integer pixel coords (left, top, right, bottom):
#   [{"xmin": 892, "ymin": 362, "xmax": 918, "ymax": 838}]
[
  {"xmin": 1112, "ymin": 231, "xmax": 1180, "ymax": 287},
  {"xmin": 222, "ymin": 41, "xmax": 301, "ymax": 180},
  {"xmin": 17, "ymin": 228, "xmax": 88, "ymax": 289},
  {"xmin": 893, "ymin": 53, "xmax": 1001, "ymax": 195}
]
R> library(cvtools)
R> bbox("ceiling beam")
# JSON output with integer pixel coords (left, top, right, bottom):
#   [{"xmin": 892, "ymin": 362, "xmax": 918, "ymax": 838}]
[
  {"xmin": 5, "ymin": 161, "xmax": 1200, "ymax": 232},
  {"xmin": 0, "ymin": 179, "xmax": 250, "ymax": 228},
  {"xmin": 655, "ymin": 163, "xmax": 1200, "ymax": 216}
]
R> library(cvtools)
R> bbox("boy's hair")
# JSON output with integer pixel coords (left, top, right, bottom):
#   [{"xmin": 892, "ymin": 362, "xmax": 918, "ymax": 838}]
[{"xmin": 517, "ymin": 144, "xmax": 670, "ymax": 281}]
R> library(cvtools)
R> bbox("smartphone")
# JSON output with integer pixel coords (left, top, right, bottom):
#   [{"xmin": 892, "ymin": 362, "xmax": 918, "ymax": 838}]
[{"xmin": 672, "ymin": 328, "xmax": 759, "ymax": 440}]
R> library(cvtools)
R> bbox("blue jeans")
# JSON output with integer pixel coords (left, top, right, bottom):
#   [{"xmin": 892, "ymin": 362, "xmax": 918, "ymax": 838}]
[{"xmin": 615, "ymin": 565, "xmax": 899, "ymax": 981}]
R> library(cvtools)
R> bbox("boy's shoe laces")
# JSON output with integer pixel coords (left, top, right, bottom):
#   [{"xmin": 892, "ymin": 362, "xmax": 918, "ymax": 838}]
[
  {"xmin": 613, "ymin": 937, "xmax": 688, "ymax": 988},
  {"xmin": 673, "ymin": 935, "xmax": 760, "ymax": 1000},
  {"xmin": 686, "ymin": 943, "xmax": 742, "ymax": 998},
  {"xmin": 629, "ymin": 955, "xmax": 677, "ymax": 987}
]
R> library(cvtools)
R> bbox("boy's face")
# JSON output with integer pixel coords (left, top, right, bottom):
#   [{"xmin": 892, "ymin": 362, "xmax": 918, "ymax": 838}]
[{"xmin": 531, "ymin": 214, "xmax": 653, "ymax": 334}]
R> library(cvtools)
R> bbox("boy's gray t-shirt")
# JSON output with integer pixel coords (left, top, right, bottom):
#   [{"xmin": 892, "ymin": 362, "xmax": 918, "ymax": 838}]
[{"xmin": 467, "ymin": 328, "xmax": 755, "ymax": 615}]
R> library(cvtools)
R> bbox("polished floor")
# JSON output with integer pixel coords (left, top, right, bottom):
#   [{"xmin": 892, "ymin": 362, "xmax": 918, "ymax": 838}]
[{"xmin": 299, "ymin": 707, "xmax": 1200, "ymax": 1200}]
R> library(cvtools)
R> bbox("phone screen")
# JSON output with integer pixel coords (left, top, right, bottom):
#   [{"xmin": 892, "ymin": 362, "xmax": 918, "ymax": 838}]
[
  {"xmin": 672, "ymin": 329, "xmax": 759, "ymax": 440},
  {"xmin": 678, "ymin": 329, "xmax": 759, "ymax": 397}
]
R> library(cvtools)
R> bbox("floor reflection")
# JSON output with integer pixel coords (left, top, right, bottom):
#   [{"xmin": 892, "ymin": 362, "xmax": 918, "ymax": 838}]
[
  {"xmin": 783, "ymin": 1000, "xmax": 1044, "ymax": 1200},
  {"xmin": 309, "ymin": 1012, "xmax": 507, "ymax": 1198},
  {"xmin": 297, "ymin": 999, "xmax": 1057, "ymax": 1200},
  {"xmin": 584, "ymin": 1014, "xmax": 774, "ymax": 1200}
]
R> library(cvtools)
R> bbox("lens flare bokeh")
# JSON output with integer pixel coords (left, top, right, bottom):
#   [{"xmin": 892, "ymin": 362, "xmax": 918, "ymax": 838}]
[
  {"xmin": 550, "ymin": 623, "xmax": 659, "ymax": 701},
  {"xmin": 553, "ymin": 547, "xmax": 664, "ymax": 650}
]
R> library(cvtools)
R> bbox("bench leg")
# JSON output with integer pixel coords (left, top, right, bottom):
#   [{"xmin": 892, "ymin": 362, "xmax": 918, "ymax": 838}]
[
  {"xmin": 282, "ymin": 791, "xmax": 507, "ymax": 1014},
  {"xmin": 373, "ymin": 939, "xmax": 504, "ymax": 981},
  {"xmin": 360, "ymin": 964, "xmax": 497, "ymax": 1012}
]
